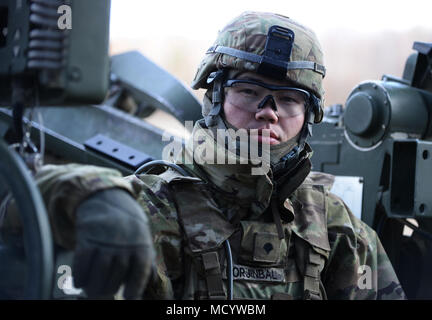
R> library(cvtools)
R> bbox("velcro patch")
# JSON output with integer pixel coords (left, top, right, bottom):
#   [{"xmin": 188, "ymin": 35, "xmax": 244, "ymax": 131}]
[{"xmin": 224, "ymin": 264, "xmax": 286, "ymax": 283}]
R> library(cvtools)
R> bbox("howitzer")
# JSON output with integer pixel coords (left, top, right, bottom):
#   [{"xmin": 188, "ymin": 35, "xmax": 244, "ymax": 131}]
[
  {"xmin": 0, "ymin": 0, "xmax": 201, "ymax": 299},
  {"xmin": 309, "ymin": 41, "xmax": 432, "ymax": 299}
]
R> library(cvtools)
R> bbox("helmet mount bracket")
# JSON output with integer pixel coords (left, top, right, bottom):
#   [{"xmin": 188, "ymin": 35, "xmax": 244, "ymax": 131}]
[{"xmin": 257, "ymin": 26, "xmax": 295, "ymax": 80}]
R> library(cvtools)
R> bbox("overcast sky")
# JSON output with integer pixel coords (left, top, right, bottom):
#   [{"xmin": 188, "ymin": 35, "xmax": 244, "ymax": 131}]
[{"xmin": 110, "ymin": 0, "xmax": 432, "ymax": 40}]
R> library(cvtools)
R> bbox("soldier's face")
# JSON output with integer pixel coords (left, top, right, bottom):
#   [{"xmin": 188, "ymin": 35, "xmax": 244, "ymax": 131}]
[{"xmin": 223, "ymin": 72, "xmax": 306, "ymax": 145}]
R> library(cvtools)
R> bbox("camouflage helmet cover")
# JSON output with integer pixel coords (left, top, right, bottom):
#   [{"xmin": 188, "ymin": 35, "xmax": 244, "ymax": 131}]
[{"xmin": 191, "ymin": 11, "xmax": 326, "ymax": 122}]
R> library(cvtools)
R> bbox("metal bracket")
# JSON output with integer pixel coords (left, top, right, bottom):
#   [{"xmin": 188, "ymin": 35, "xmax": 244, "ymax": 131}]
[
  {"xmin": 257, "ymin": 25, "xmax": 295, "ymax": 79},
  {"xmin": 84, "ymin": 134, "xmax": 152, "ymax": 170}
]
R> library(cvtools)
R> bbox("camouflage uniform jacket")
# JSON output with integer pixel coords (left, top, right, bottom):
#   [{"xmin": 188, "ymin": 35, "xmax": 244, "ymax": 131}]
[
  {"xmin": 1, "ymin": 137, "xmax": 406, "ymax": 300},
  {"xmin": 126, "ymin": 165, "xmax": 405, "ymax": 300},
  {"xmin": 130, "ymin": 121, "xmax": 405, "ymax": 300}
]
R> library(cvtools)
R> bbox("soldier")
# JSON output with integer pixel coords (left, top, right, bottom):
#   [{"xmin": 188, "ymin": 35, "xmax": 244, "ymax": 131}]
[{"xmin": 2, "ymin": 11, "xmax": 406, "ymax": 300}]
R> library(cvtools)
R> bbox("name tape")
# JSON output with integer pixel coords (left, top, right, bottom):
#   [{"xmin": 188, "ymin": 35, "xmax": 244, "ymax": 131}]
[{"xmin": 224, "ymin": 264, "xmax": 286, "ymax": 283}]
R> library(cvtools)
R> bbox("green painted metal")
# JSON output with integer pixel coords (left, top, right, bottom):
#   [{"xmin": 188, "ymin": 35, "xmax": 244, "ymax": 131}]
[
  {"xmin": 0, "ymin": 0, "xmax": 111, "ymax": 105},
  {"xmin": 0, "ymin": 140, "xmax": 53, "ymax": 299},
  {"xmin": 111, "ymin": 51, "xmax": 202, "ymax": 125},
  {"xmin": 0, "ymin": 104, "xmax": 184, "ymax": 175}
]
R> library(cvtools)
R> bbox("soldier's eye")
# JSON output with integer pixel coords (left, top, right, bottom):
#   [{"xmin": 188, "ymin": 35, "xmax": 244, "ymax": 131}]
[
  {"xmin": 278, "ymin": 91, "xmax": 305, "ymax": 105},
  {"xmin": 239, "ymin": 88, "xmax": 258, "ymax": 96},
  {"xmin": 280, "ymin": 96, "xmax": 297, "ymax": 103}
]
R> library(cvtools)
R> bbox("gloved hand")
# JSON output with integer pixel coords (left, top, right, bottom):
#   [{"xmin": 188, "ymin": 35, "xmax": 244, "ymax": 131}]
[{"xmin": 72, "ymin": 188, "xmax": 155, "ymax": 299}]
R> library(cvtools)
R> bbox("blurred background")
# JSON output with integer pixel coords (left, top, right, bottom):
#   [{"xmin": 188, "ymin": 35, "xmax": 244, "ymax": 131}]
[{"xmin": 108, "ymin": 0, "xmax": 432, "ymax": 136}]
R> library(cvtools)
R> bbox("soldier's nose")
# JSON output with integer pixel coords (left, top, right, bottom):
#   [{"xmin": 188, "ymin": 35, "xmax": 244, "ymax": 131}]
[{"xmin": 256, "ymin": 104, "xmax": 279, "ymax": 124}]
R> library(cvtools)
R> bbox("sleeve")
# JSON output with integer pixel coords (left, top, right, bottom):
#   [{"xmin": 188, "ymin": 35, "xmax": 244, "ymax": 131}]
[
  {"xmin": 2, "ymin": 163, "xmax": 139, "ymax": 250},
  {"xmin": 1, "ymin": 163, "xmax": 184, "ymax": 299},
  {"xmin": 126, "ymin": 174, "xmax": 184, "ymax": 299},
  {"xmin": 323, "ymin": 192, "xmax": 406, "ymax": 300}
]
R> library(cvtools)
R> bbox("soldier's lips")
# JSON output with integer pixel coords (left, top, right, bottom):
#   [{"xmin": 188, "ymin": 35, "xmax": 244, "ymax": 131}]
[{"xmin": 250, "ymin": 129, "xmax": 280, "ymax": 145}]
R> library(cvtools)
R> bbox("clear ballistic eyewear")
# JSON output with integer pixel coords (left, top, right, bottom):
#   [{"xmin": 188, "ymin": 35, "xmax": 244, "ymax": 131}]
[{"xmin": 223, "ymin": 79, "xmax": 310, "ymax": 118}]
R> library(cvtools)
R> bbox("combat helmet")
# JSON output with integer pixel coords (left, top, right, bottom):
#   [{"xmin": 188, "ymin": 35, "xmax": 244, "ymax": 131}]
[{"xmin": 191, "ymin": 11, "xmax": 326, "ymax": 129}]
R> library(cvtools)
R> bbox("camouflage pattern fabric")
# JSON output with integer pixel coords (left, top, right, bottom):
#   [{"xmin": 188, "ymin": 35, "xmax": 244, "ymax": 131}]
[
  {"xmin": 135, "ymin": 150, "xmax": 406, "ymax": 299},
  {"xmin": 1, "ymin": 164, "xmax": 139, "ymax": 250},
  {"xmin": 145, "ymin": 122, "xmax": 404, "ymax": 299},
  {"xmin": 0, "ymin": 126, "xmax": 406, "ymax": 299}
]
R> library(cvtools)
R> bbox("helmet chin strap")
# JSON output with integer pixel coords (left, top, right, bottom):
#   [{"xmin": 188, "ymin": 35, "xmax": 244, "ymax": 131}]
[{"xmin": 204, "ymin": 70, "xmax": 226, "ymax": 127}]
